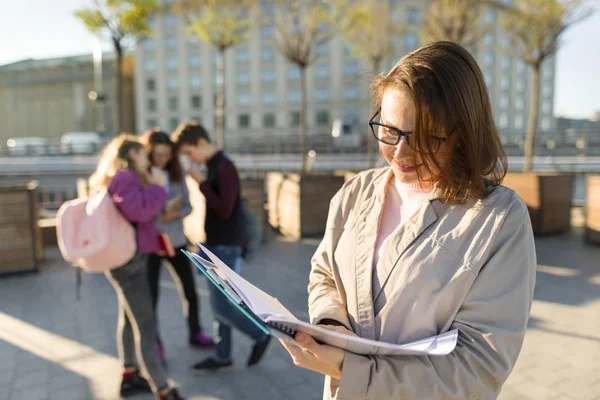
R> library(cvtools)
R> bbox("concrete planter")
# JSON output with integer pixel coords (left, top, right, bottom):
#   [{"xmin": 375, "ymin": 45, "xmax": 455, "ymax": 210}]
[
  {"xmin": 585, "ymin": 175, "xmax": 600, "ymax": 245},
  {"xmin": 266, "ymin": 172, "xmax": 345, "ymax": 240},
  {"xmin": 0, "ymin": 181, "xmax": 42, "ymax": 274},
  {"xmin": 503, "ymin": 172, "xmax": 574, "ymax": 235}
]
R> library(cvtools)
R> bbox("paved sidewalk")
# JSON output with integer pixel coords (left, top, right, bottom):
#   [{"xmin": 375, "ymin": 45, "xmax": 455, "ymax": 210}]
[{"xmin": 1, "ymin": 229, "xmax": 600, "ymax": 400}]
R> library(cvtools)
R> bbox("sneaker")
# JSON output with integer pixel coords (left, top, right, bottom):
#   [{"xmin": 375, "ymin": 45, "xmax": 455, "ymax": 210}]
[
  {"xmin": 120, "ymin": 369, "xmax": 151, "ymax": 397},
  {"xmin": 157, "ymin": 388, "xmax": 185, "ymax": 400},
  {"xmin": 189, "ymin": 330, "xmax": 216, "ymax": 349},
  {"xmin": 247, "ymin": 336, "xmax": 272, "ymax": 367},
  {"xmin": 157, "ymin": 340, "xmax": 168, "ymax": 369},
  {"xmin": 191, "ymin": 357, "xmax": 233, "ymax": 372}
]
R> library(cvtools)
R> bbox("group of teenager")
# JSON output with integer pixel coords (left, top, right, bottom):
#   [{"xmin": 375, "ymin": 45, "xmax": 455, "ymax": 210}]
[{"xmin": 91, "ymin": 122, "xmax": 271, "ymax": 400}]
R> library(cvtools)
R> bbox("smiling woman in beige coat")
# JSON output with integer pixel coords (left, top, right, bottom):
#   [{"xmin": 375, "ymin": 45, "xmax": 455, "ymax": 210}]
[{"xmin": 279, "ymin": 41, "xmax": 537, "ymax": 400}]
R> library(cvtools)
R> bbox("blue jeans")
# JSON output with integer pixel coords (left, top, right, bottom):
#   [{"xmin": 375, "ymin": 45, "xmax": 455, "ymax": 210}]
[{"xmin": 200, "ymin": 244, "xmax": 267, "ymax": 362}]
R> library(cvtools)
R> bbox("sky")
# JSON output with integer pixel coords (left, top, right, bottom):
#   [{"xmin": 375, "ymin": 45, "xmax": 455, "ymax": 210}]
[{"xmin": 1, "ymin": 0, "xmax": 599, "ymax": 119}]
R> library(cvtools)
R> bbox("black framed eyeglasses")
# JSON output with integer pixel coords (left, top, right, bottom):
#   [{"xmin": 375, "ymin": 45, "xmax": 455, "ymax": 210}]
[
  {"xmin": 368, "ymin": 108, "xmax": 451, "ymax": 153},
  {"xmin": 368, "ymin": 108, "xmax": 413, "ymax": 146}
]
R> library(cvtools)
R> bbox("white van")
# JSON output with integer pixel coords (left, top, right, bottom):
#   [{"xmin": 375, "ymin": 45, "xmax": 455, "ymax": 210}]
[
  {"xmin": 6, "ymin": 137, "xmax": 48, "ymax": 156},
  {"xmin": 60, "ymin": 132, "xmax": 105, "ymax": 154}
]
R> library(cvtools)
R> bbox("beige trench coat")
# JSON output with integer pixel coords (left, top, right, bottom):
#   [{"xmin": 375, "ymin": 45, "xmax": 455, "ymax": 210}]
[{"xmin": 308, "ymin": 168, "xmax": 536, "ymax": 400}]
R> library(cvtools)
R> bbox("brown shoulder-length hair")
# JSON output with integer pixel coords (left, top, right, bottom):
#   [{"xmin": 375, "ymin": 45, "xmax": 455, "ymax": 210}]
[
  {"xmin": 141, "ymin": 128, "xmax": 183, "ymax": 183},
  {"xmin": 372, "ymin": 41, "xmax": 507, "ymax": 204}
]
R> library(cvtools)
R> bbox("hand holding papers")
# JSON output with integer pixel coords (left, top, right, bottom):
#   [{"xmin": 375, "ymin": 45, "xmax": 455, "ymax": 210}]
[{"xmin": 183, "ymin": 244, "xmax": 458, "ymax": 356}]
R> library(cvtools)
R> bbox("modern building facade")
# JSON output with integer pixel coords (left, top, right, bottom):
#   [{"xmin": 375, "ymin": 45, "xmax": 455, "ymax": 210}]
[
  {"xmin": 0, "ymin": 53, "xmax": 135, "ymax": 146},
  {"xmin": 134, "ymin": 0, "xmax": 556, "ymax": 151}
]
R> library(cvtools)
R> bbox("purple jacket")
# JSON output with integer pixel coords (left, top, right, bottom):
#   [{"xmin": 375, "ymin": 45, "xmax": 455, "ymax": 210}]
[{"xmin": 108, "ymin": 169, "xmax": 168, "ymax": 254}]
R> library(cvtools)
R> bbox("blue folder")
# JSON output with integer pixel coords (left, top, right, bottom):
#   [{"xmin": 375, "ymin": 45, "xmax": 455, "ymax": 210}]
[{"xmin": 181, "ymin": 249, "xmax": 301, "ymax": 347}]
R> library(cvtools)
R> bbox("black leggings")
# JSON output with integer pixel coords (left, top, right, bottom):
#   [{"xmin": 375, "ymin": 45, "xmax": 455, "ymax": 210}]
[{"xmin": 147, "ymin": 247, "xmax": 201, "ymax": 340}]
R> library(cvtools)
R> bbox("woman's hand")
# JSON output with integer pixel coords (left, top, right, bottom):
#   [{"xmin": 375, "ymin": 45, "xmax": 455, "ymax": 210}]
[{"xmin": 279, "ymin": 331, "xmax": 345, "ymax": 380}]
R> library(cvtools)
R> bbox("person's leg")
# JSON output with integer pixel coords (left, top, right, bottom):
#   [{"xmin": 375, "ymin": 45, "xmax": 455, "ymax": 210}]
[
  {"xmin": 167, "ymin": 247, "xmax": 213, "ymax": 347},
  {"xmin": 107, "ymin": 256, "xmax": 169, "ymax": 394},
  {"xmin": 146, "ymin": 253, "xmax": 167, "ymax": 367}
]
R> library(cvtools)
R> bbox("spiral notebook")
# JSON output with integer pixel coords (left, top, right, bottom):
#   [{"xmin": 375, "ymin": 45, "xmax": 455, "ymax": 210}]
[{"xmin": 182, "ymin": 244, "xmax": 458, "ymax": 356}]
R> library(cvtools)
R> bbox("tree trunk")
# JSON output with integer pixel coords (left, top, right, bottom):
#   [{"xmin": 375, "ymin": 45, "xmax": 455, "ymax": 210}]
[
  {"xmin": 368, "ymin": 58, "xmax": 382, "ymax": 169},
  {"xmin": 216, "ymin": 49, "xmax": 226, "ymax": 150},
  {"xmin": 300, "ymin": 65, "xmax": 309, "ymax": 174},
  {"xmin": 113, "ymin": 39, "xmax": 123, "ymax": 135},
  {"xmin": 523, "ymin": 63, "xmax": 540, "ymax": 172}
]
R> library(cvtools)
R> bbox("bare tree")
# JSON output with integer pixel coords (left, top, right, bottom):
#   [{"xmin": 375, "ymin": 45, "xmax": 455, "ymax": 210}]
[
  {"xmin": 75, "ymin": 0, "xmax": 159, "ymax": 135},
  {"xmin": 498, "ymin": 0, "xmax": 592, "ymax": 171},
  {"xmin": 421, "ymin": 0, "xmax": 491, "ymax": 47},
  {"xmin": 274, "ymin": 0, "xmax": 339, "ymax": 173},
  {"xmin": 341, "ymin": 0, "xmax": 401, "ymax": 168},
  {"xmin": 174, "ymin": 0, "xmax": 258, "ymax": 150}
]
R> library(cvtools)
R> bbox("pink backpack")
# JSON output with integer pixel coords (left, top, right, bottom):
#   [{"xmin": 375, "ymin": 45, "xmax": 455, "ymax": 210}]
[{"xmin": 56, "ymin": 190, "xmax": 136, "ymax": 272}]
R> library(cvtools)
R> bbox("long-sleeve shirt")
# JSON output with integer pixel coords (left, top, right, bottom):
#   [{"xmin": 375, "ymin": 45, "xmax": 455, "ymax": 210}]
[
  {"xmin": 154, "ymin": 172, "xmax": 193, "ymax": 249},
  {"xmin": 108, "ymin": 169, "xmax": 168, "ymax": 254}
]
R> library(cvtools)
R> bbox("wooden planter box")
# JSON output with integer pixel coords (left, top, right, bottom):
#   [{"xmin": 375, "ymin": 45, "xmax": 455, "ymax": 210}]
[
  {"xmin": 503, "ymin": 172, "xmax": 574, "ymax": 235},
  {"xmin": 585, "ymin": 175, "xmax": 600, "ymax": 245},
  {"xmin": 0, "ymin": 181, "xmax": 43, "ymax": 274},
  {"xmin": 184, "ymin": 176, "xmax": 267, "ymax": 245},
  {"xmin": 267, "ymin": 172, "xmax": 345, "ymax": 240}
]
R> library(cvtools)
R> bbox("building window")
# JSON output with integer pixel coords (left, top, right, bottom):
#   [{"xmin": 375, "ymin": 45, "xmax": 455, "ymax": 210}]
[
  {"xmin": 167, "ymin": 58, "xmax": 178, "ymax": 70},
  {"xmin": 516, "ymin": 79, "xmax": 525, "ymax": 92},
  {"xmin": 517, "ymin": 60, "xmax": 527, "ymax": 74},
  {"xmin": 146, "ymin": 78, "xmax": 155, "ymax": 91},
  {"xmin": 542, "ymin": 84, "xmax": 553, "ymax": 97},
  {"xmin": 238, "ymin": 114, "xmax": 250, "ymax": 128},
  {"xmin": 237, "ymin": 70, "xmax": 250, "ymax": 85},
  {"xmin": 498, "ymin": 113, "xmax": 508, "ymax": 129},
  {"xmin": 404, "ymin": 32, "xmax": 419, "ymax": 52},
  {"xmin": 263, "ymin": 113, "xmax": 276, "ymax": 128},
  {"xmin": 344, "ymin": 85, "xmax": 360, "ymax": 100},
  {"xmin": 500, "ymin": 94, "xmax": 509, "ymax": 109},
  {"xmin": 262, "ymin": 91, "xmax": 276, "ymax": 105},
  {"xmin": 143, "ymin": 38, "xmax": 155, "ymax": 52},
  {"xmin": 262, "ymin": 45, "xmax": 275, "ymax": 61},
  {"xmin": 316, "ymin": 88, "xmax": 329, "ymax": 102},
  {"xmin": 147, "ymin": 119, "xmax": 157, "ymax": 128},
  {"xmin": 485, "ymin": 8, "xmax": 496, "ymax": 23},
  {"xmin": 407, "ymin": 8, "xmax": 419, "ymax": 24},
  {"xmin": 167, "ymin": 77, "xmax": 179, "ymax": 90},
  {"xmin": 288, "ymin": 88, "xmax": 301, "ymax": 104},
  {"xmin": 290, "ymin": 111, "xmax": 301, "ymax": 126},
  {"xmin": 344, "ymin": 60, "xmax": 360, "ymax": 77},
  {"xmin": 316, "ymin": 42, "xmax": 329, "ymax": 56},
  {"xmin": 485, "ymin": 32, "xmax": 495, "ymax": 46},
  {"xmin": 541, "ymin": 116, "xmax": 552, "ymax": 131},
  {"xmin": 237, "ymin": 92, "xmax": 250, "ymax": 107},
  {"xmin": 144, "ymin": 59, "xmax": 157, "ymax": 72},
  {"xmin": 189, "ymin": 54, "xmax": 201, "ymax": 68},
  {"xmin": 515, "ymin": 96, "xmax": 525, "ymax": 111},
  {"xmin": 192, "ymin": 116, "xmax": 202, "ymax": 124},
  {"xmin": 165, "ymin": 13, "xmax": 178, "ymax": 28},
  {"xmin": 344, "ymin": 110, "xmax": 359, "ymax": 125},
  {"xmin": 316, "ymin": 110, "xmax": 330, "ymax": 126},
  {"xmin": 262, "ymin": 69, "xmax": 276, "ymax": 83},
  {"xmin": 237, "ymin": 46, "xmax": 250, "ymax": 63},
  {"xmin": 190, "ymin": 74, "xmax": 202, "ymax": 89},
  {"xmin": 543, "ymin": 64, "xmax": 553, "ymax": 80},
  {"xmin": 191, "ymin": 95, "xmax": 201, "ymax": 109},
  {"xmin": 168, "ymin": 97, "xmax": 178, "ymax": 111},
  {"xmin": 514, "ymin": 114, "xmax": 524, "ymax": 130},
  {"xmin": 166, "ymin": 35, "xmax": 177, "ymax": 49},
  {"xmin": 288, "ymin": 67, "xmax": 300, "ymax": 81},
  {"xmin": 147, "ymin": 98, "xmax": 156, "ymax": 112},
  {"xmin": 483, "ymin": 52, "xmax": 494, "ymax": 66},
  {"xmin": 484, "ymin": 70, "xmax": 493, "ymax": 87},
  {"xmin": 261, "ymin": 1, "xmax": 274, "ymax": 15},
  {"xmin": 315, "ymin": 63, "xmax": 329, "ymax": 79},
  {"xmin": 261, "ymin": 24, "xmax": 274, "ymax": 38},
  {"xmin": 501, "ymin": 76, "xmax": 510, "ymax": 90},
  {"xmin": 188, "ymin": 35, "xmax": 199, "ymax": 47},
  {"xmin": 502, "ymin": 55, "xmax": 511, "ymax": 70},
  {"xmin": 169, "ymin": 118, "xmax": 179, "ymax": 131},
  {"xmin": 542, "ymin": 100, "xmax": 552, "ymax": 114}
]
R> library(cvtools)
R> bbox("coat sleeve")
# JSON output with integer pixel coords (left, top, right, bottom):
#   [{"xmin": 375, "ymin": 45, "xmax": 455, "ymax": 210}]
[
  {"xmin": 110, "ymin": 170, "xmax": 168, "ymax": 223},
  {"xmin": 308, "ymin": 190, "xmax": 352, "ymax": 330},
  {"xmin": 334, "ymin": 203, "xmax": 537, "ymax": 400}
]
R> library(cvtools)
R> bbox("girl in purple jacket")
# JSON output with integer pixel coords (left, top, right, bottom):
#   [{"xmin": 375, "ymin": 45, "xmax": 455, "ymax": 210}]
[{"xmin": 88, "ymin": 134, "xmax": 185, "ymax": 400}]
